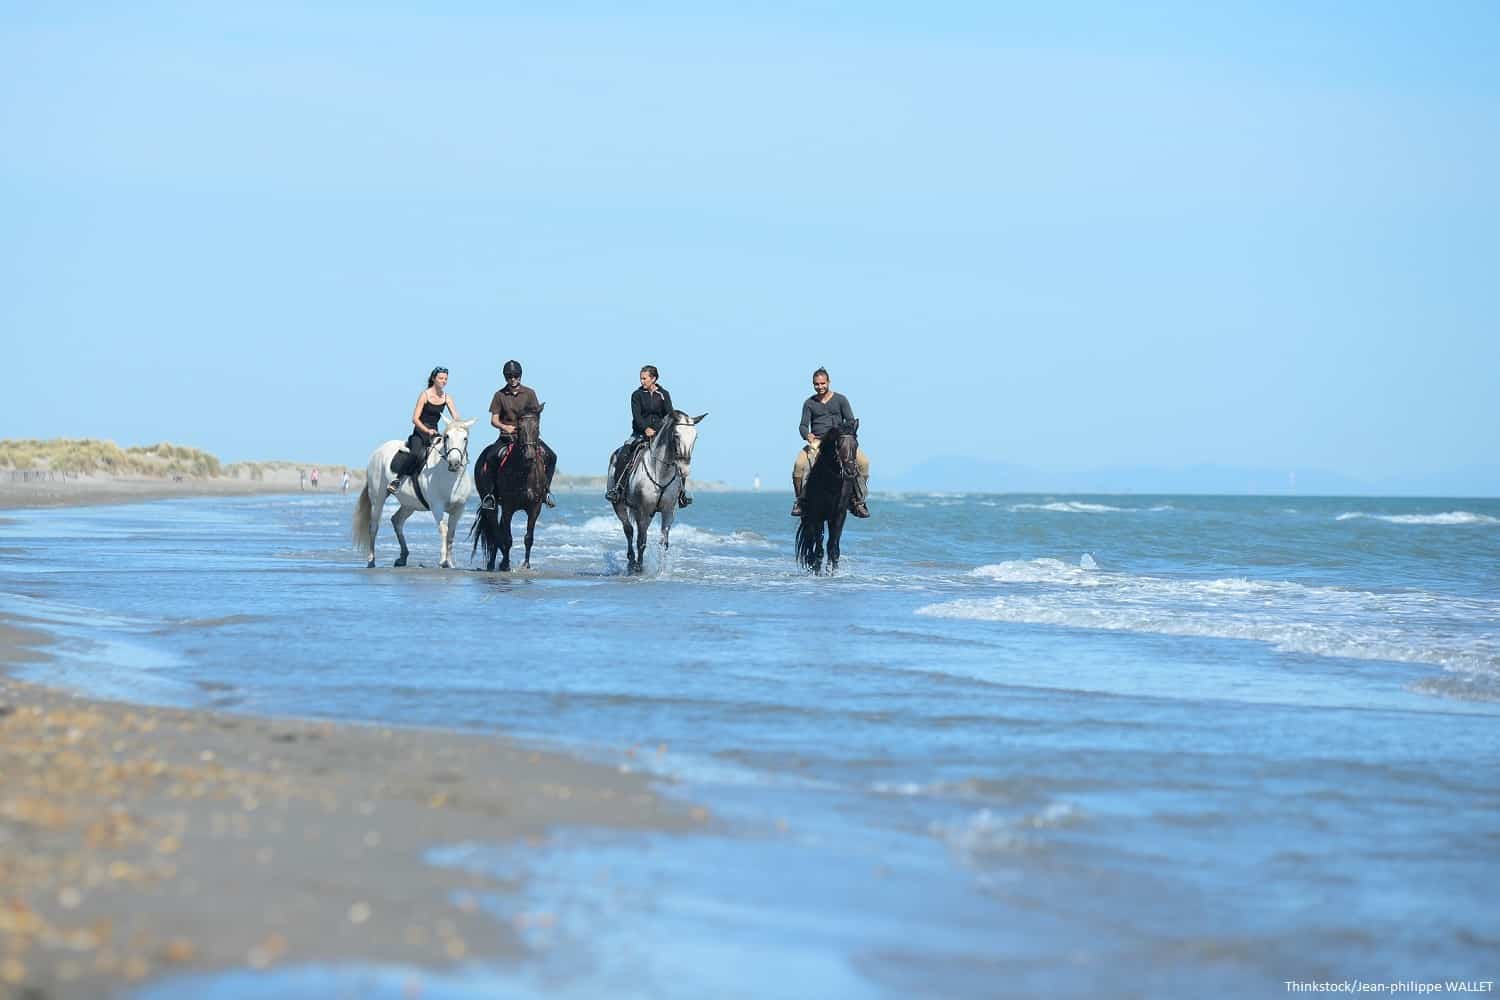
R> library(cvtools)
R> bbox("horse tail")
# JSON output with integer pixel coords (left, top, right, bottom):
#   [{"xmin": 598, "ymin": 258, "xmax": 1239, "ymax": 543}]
[
  {"xmin": 352, "ymin": 482, "xmax": 373, "ymax": 557},
  {"xmin": 795, "ymin": 513, "xmax": 823, "ymax": 572},
  {"xmin": 472, "ymin": 504, "xmax": 501, "ymax": 565}
]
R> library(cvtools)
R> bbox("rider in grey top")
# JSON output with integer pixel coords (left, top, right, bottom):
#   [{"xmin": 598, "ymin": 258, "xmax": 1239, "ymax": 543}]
[
  {"xmin": 799, "ymin": 391, "xmax": 856, "ymax": 442},
  {"xmin": 792, "ymin": 367, "xmax": 870, "ymax": 518}
]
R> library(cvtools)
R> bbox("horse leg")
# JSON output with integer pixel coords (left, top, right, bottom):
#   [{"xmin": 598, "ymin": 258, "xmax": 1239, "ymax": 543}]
[
  {"xmin": 480, "ymin": 507, "xmax": 499, "ymax": 571},
  {"xmin": 498, "ymin": 504, "xmax": 515, "ymax": 572},
  {"xmin": 659, "ymin": 503, "xmax": 676, "ymax": 564},
  {"xmin": 441, "ymin": 504, "xmax": 464, "ymax": 568},
  {"xmin": 365, "ymin": 489, "xmax": 383, "ymax": 569},
  {"xmin": 827, "ymin": 512, "xmax": 845, "ymax": 573},
  {"xmin": 634, "ymin": 509, "xmax": 652, "ymax": 574},
  {"xmin": 616, "ymin": 508, "xmax": 636, "ymax": 574},
  {"xmin": 522, "ymin": 504, "xmax": 539, "ymax": 569},
  {"xmin": 391, "ymin": 506, "xmax": 414, "ymax": 567}
]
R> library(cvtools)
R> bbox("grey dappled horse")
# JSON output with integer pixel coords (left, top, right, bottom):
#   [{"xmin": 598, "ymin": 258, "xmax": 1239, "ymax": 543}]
[{"xmin": 610, "ymin": 410, "xmax": 707, "ymax": 574}]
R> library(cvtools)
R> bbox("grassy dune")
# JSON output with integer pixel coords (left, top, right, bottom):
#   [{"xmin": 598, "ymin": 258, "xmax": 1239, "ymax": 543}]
[
  {"xmin": 0, "ymin": 439, "xmax": 363, "ymax": 481},
  {"xmin": 0, "ymin": 439, "xmax": 223, "ymax": 477}
]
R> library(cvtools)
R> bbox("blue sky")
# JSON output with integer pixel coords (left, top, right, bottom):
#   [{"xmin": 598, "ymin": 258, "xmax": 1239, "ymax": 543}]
[{"xmin": 3, "ymin": 3, "xmax": 1497, "ymax": 493}]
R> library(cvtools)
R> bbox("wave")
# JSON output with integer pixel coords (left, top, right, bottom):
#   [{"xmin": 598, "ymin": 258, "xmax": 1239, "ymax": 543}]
[
  {"xmin": 970, "ymin": 557, "xmax": 1104, "ymax": 586},
  {"xmin": 1336, "ymin": 511, "xmax": 1499, "ymax": 526},
  {"xmin": 1007, "ymin": 501, "xmax": 1175, "ymax": 514},
  {"xmin": 931, "ymin": 802, "xmax": 1088, "ymax": 858},
  {"xmin": 921, "ymin": 564, "xmax": 1500, "ymax": 681},
  {"xmin": 544, "ymin": 516, "xmax": 775, "ymax": 549},
  {"xmin": 1009, "ymin": 501, "xmax": 1126, "ymax": 513}
]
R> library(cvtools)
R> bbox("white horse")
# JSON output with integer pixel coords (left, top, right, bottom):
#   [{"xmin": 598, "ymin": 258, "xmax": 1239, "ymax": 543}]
[
  {"xmin": 352, "ymin": 419, "xmax": 476, "ymax": 569},
  {"xmin": 610, "ymin": 410, "xmax": 707, "ymax": 574}
]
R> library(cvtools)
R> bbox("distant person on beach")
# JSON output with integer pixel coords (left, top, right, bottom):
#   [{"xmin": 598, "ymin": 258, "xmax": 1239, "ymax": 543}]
[
  {"xmin": 310, "ymin": 467, "xmax": 320, "ymax": 488},
  {"xmin": 487, "ymin": 359, "xmax": 556, "ymax": 507},
  {"xmin": 340, "ymin": 471, "xmax": 350, "ymax": 494},
  {"xmin": 388, "ymin": 366, "xmax": 462, "ymax": 495},
  {"xmin": 605, "ymin": 364, "xmax": 693, "ymax": 507},
  {"xmin": 791, "ymin": 367, "xmax": 869, "ymax": 518},
  {"xmin": 298, "ymin": 469, "xmax": 306, "ymax": 491}
]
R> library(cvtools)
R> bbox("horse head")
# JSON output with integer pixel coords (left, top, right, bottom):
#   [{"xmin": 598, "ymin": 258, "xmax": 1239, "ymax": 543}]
[
  {"xmin": 441, "ymin": 418, "xmax": 476, "ymax": 471},
  {"xmin": 665, "ymin": 411, "xmax": 707, "ymax": 468},
  {"xmin": 822, "ymin": 418, "xmax": 859, "ymax": 481},
  {"xmin": 515, "ymin": 404, "xmax": 544, "ymax": 462}
]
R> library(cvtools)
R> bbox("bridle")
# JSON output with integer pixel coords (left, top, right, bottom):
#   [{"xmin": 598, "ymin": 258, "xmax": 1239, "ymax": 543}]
[
  {"xmin": 642, "ymin": 417, "xmax": 689, "ymax": 492},
  {"xmin": 821, "ymin": 427, "xmax": 858, "ymax": 482},
  {"xmin": 437, "ymin": 431, "xmax": 468, "ymax": 472},
  {"xmin": 835, "ymin": 433, "xmax": 860, "ymax": 482}
]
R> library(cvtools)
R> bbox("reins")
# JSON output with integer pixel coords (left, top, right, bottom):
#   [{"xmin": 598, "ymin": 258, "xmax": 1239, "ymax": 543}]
[{"xmin": 639, "ymin": 421, "xmax": 684, "ymax": 495}]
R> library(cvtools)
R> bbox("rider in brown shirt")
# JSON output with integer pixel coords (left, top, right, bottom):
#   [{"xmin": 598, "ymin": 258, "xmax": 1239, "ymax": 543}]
[{"xmin": 487, "ymin": 359, "xmax": 555, "ymax": 507}]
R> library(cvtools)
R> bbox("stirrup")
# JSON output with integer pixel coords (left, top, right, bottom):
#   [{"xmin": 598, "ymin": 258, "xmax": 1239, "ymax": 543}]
[
  {"xmin": 479, "ymin": 494, "xmax": 497, "ymax": 511},
  {"xmin": 386, "ymin": 477, "xmax": 403, "ymax": 496},
  {"xmin": 790, "ymin": 500, "xmax": 802, "ymax": 517},
  {"xmin": 544, "ymin": 492, "xmax": 557, "ymax": 508}
]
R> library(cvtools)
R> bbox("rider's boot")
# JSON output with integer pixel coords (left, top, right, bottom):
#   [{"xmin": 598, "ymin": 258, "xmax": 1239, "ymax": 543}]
[
  {"xmin": 790, "ymin": 491, "xmax": 803, "ymax": 517},
  {"xmin": 850, "ymin": 499, "xmax": 871, "ymax": 518},
  {"xmin": 386, "ymin": 476, "xmax": 404, "ymax": 496},
  {"xmin": 677, "ymin": 491, "xmax": 693, "ymax": 508},
  {"xmin": 544, "ymin": 492, "xmax": 557, "ymax": 508},
  {"xmin": 604, "ymin": 464, "xmax": 625, "ymax": 503}
]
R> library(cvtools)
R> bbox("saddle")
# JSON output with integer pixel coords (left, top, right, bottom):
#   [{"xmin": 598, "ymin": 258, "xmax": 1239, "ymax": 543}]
[{"xmin": 475, "ymin": 440, "xmax": 522, "ymax": 501}]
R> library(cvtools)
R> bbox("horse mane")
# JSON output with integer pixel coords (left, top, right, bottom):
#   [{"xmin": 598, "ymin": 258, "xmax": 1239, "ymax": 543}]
[{"xmin": 649, "ymin": 412, "xmax": 687, "ymax": 459}]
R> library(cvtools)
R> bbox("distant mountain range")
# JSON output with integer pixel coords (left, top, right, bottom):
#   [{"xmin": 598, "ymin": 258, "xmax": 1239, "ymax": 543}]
[{"xmin": 881, "ymin": 455, "xmax": 1500, "ymax": 498}]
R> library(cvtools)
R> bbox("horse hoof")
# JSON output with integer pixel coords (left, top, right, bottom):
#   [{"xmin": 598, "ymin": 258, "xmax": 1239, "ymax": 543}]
[
  {"xmin": 440, "ymin": 561, "xmax": 452, "ymax": 569},
  {"xmin": 393, "ymin": 557, "xmax": 407, "ymax": 567},
  {"xmin": 366, "ymin": 559, "xmax": 376, "ymax": 569}
]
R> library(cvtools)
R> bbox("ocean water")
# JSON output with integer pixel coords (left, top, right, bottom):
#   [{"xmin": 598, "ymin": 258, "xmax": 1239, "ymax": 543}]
[{"xmin": 3, "ymin": 491, "xmax": 1498, "ymax": 998}]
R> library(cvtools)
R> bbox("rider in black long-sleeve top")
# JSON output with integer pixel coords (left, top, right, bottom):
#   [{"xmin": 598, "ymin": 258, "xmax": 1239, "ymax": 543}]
[{"xmin": 605, "ymin": 365, "xmax": 692, "ymax": 507}]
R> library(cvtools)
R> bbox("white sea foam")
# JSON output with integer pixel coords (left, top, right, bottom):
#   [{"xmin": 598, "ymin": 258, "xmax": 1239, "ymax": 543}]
[
  {"xmin": 931, "ymin": 802, "xmax": 1088, "ymax": 859},
  {"xmin": 544, "ymin": 516, "xmax": 774, "ymax": 549},
  {"xmin": 1336, "ymin": 511, "xmax": 1499, "ymax": 526},
  {"xmin": 970, "ymin": 558, "xmax": 1103, "ymax": 587},
  {"xmin": 1009, "ymin": 501, "xmax": 1127, "ymax": 514},
  {"xmin": 924, "ymin": 565, "xmax": 1500, "ymax": 680},
  {"xmin": 1006, "ymin": 501, "xmax": 1175, "ymax": 514}
]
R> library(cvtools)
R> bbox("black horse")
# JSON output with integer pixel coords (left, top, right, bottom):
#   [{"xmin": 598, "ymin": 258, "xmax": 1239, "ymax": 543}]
[
  {"xmin": 795, "ymin": 418, "xmax": 860, "ymax": 574},
  {"xmin": 470, "ymin": 409, "xmax": 557, "ymax": 571}
]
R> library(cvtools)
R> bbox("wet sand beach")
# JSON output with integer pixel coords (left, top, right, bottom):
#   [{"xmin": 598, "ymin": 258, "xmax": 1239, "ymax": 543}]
[
  {"xmin": 0, "ymin": 615, "xmax": 703, "ymax": 998},
  {"xmin": 0, "ymin": 474, "xmax": 355, "ymax": 511}
]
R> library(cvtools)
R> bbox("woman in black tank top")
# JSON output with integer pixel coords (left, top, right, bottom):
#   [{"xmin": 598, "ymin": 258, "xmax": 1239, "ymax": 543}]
[{"xmin": 388, "ymin": 367, "xmax": 464, "ymax": 495}]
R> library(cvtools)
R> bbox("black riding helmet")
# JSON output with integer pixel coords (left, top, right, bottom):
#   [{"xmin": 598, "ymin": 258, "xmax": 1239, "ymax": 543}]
[{"xmin": 502, "ymin": 360, "xmax": 522, "ymax": 379}]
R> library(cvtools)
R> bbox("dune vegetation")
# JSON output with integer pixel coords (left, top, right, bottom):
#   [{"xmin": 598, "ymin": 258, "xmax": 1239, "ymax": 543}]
[
  {"xmin": 1, "ymin": 438, "xmax": 367, "ymax": 483},
  {"xmin": 0, "ymin": 438, "xmax": 223, "ymax": 477}
]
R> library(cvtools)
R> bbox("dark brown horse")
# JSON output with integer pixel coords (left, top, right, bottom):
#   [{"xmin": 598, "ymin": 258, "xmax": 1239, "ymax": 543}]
[
  {"xmin": 470, "ymin": 409, "xmax": 556, "ymax": 571},
  {"xmin": 795, "ymin": 418, "xmax": 860, "ymax": 574}
]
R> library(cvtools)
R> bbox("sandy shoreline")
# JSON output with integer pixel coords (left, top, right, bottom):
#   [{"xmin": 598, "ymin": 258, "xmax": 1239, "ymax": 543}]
[
  {"xmin": 0, "ymin": 475, "xmax": 362, "ymax": 511},
  {"xmin": 0, "ymin": 615, "xmax": 705, "ymax": 998},
  {"xmin": 0, "ymin": 473, "xmax": 735, "ymax": 512}
]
